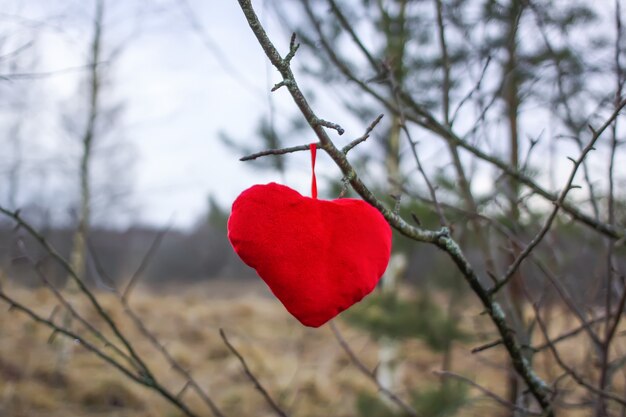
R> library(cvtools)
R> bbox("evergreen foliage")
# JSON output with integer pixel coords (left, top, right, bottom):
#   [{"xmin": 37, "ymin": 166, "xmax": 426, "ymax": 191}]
[{"xmin": 343, "ymin": 292, "xmax": 469, "ymax": 351}]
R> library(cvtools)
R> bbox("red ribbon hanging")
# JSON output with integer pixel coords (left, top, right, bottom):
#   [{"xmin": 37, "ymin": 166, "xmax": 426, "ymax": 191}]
[{"xmin": 310, "ymin": 143, "xmax": 317, "ymax": 199}]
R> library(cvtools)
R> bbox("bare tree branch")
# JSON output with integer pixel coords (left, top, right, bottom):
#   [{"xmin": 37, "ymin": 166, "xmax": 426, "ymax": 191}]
[
  {"xmin": 235, "ymin": 0, "xmax": 554, "ymax": 413},
  {"xmin": 0, "ymin": 288, "xmax": 202, "ymax": 417},
  {"xmin": 492, "ymin": 100, "xmax": 626, "ymax": 294},
  {"xmin": 86, "ymin": 233, "xmax": 226, "ymax": 417}
]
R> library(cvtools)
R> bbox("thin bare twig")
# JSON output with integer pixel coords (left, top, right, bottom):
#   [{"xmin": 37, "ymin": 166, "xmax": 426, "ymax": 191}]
[
  {"xmin": 240, "ymin": 142, "xmax": 319, "ymax": 161},
  {"xmin": 534, "ymin": 303, "xmax": 626, "ymax": 408},
  {"xmin": 492, "ymin": 100, "xmax": 626, "ymax": 295},
  {"xmin": 527, "ymin": 1, "xmax": 602, "ymax": 220},
  {"xmin": 177, "ymin": 0, "xmax": 263, "ymax": 100},
  {"xmin": 330, "ymin": 322, "xmax": 419, "ymax": 417},
  {"xmin": 305, "ymin": 0, "xmax": 625, "ymax": 241},
  {"xmin": 0, "ymin": 289, "xmax": 202, "ymax": 417},
  {"xmin": 86, "ymin": 232, "xmax": 226, "ymax": 417},
  {"xmin": 241, "ymin": 112, "xmax": 383, "ymax": 161},
  {"xmin": 0, "ymin": 63, "xmax": 107, "ymax": 81},
  {"xmin": 14, "ymin": 239, "xmax": 138, "ymax": 371},
  {"xmin": 220, "ymin": 329, "xmax": 288, "ymax": 417},
  {"xmin": 532, "ymin": 314, "xmax": 611, "ymax": 352},
  {"xmin": 121, "ymin": 225, "xmax": 170, "ymax": 302},
  {"xmin": 471, "ymin": 339, "xmax": 504, "ymax": 354},
  {"xmin": 342, "ymin": 113, "xmax": 384, "ymax": 154},
  {"xmin": 434, "ymin": 370, "xmax": 543, "ymax": 416},
  {"xmin": 450, "ymin": 56, "xmax": 492, "ymax": 125},
  {"xmin": 0, "ymin": 207, "xmax": 154, "ymax": 379},
  {"xmin": 326, "ymin": 0, "xmax": 379, "ymax": 70}
]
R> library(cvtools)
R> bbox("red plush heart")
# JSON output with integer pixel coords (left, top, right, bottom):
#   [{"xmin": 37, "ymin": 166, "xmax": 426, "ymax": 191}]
[{"xmin": 227, "ymin": 182, "xmax": 392, "ymax": 327}]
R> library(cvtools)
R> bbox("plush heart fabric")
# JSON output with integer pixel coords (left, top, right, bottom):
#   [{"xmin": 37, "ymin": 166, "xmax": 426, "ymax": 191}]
[{"xmin": 228, "ymin": 182, "xmax": 392, "ymax": 327}]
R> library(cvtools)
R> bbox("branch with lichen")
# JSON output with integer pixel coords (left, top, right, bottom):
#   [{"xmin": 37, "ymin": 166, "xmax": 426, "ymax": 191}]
[{"xmin": 235, "ymin": 0, "xmax": 554, "ymax": 413}]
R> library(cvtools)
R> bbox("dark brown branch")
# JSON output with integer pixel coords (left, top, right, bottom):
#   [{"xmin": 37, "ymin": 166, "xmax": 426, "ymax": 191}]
[
  {"xmin": 0, "ymin": 290, "xmax": 139, "ymax": 381},
  {"xmin": 124, "ymin": 303, "xmax": 225, "ymax": 417},
  {"xmin": 473, "ymin": 313, "xmax": 611, "ymax": 355},
  {"xmin": 471, "ymin": 339, "xmax": 504, "ymax": 354},
  {"xmin": 220, "ymin": 329, "xmax": 288, "ymax": 417}
]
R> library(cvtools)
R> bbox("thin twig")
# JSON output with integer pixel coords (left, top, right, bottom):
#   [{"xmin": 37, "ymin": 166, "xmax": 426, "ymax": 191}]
[
  {"xmin": 384, "ymin": 59, "xmax": 448, "ymax": 227},
  {"xmin": 597, "ymin": 3, "xmax": 626, "ymax": 413},
  {"xmin": 527, "ymin": 1, "xmax": 602, "ymax": 220},
  {"xmin": 0, "ymin": 63, "xmax": 107, "ymax": 81},
  {"xmin": 177, "ymin": 0, "xmax": 264, "ymax": 100},
  {"xmin": 532, "ymin": 314, "xmax": 611, "ymax": 352},
  {"xmin": 220, "ymin": 329, "xmax": 288, "ymax": 417},
  {"xmin": 450, "ymin": 56, "xmax": 492, "ymax": 125},
  {"xmin": 342, "ymin": 114, "xmax": 384, "ymax": 154},
  {"xmin": 316, "ymin": 118, "xmax": 345, "ymax": 135},
  {"xmin": 330, "ymin": 322, "xmax": 419, "ymax": 417},
  {"xmin": 0, "ymin": 289, "xmax": 202, "ymax": 417},
  {"xmin": 491, "ymin": 100, "xmax": 626, "ymax": 295},
  {"xmin": 326, "ymin": 0, "xmax": 379, "ymax": 70},
  {"xmin": 306, "ymin": 0, "xmax": 626, "ymax": 241},
  {"xmin": 534, "ymin": 303, "xmax": 626, "ymax": 407},
  {"xmin": 86, "ymin": 232, "xmax": 226, "ymax": 417},
  {"xmin": 471, "ymin": 339, "xmax": 504, "ymax": 354},
  {"xmin": 240, "ymin": 142, "xmax": 319, "ymax": 161},
  {"xmin": 14, "ymin": 238, "xmax": 138, "ymax": 371},
  {"xmin": 434, "ymin": 370, "xmax": 543, "ymax": 416},
  {"xmin": 122, "ymin": 225, "xmax": 170, "ymax": 302},
  {"xmin": 0, "ymin": 290, "xmax": 139, "ymax": 381},
  {"xmin": 0, "ymin": 207, "xmax": 157, "ymax": 395}
]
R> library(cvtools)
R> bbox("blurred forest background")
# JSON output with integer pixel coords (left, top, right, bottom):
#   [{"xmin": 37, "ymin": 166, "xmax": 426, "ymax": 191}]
[{"xmin": 1, "ymin": 0, "xmax": 625, "ymax": 416}]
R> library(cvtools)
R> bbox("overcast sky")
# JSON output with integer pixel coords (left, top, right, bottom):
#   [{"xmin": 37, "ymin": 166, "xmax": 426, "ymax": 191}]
[
  {"xmin": 2, "ymin": 0, "xmax": 344, "ymax": 229},
  {"xmin": 2, "ymin": 0, "xmax": 624, "ymax": 230}
]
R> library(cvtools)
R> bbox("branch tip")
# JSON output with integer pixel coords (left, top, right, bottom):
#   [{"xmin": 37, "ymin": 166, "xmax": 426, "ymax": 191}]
[
  {"xmin": 284, "ymin": 33, "xmax": 299, "ymax": 65},
  {"xmin": 316, "ymin": 118, "xmax": 344, "ymax": 135}
]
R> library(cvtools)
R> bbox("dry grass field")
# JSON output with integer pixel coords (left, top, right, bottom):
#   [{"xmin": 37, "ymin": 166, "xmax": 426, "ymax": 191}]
[{"xmin": 0, "ymin": 278, "xmax": 621, "ymax": 417}]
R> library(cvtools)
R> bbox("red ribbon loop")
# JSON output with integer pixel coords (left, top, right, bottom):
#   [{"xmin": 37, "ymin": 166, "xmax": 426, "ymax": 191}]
[{"xmin": 310, "ymin": 143, "xmax": 317, "ymax": 199}]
